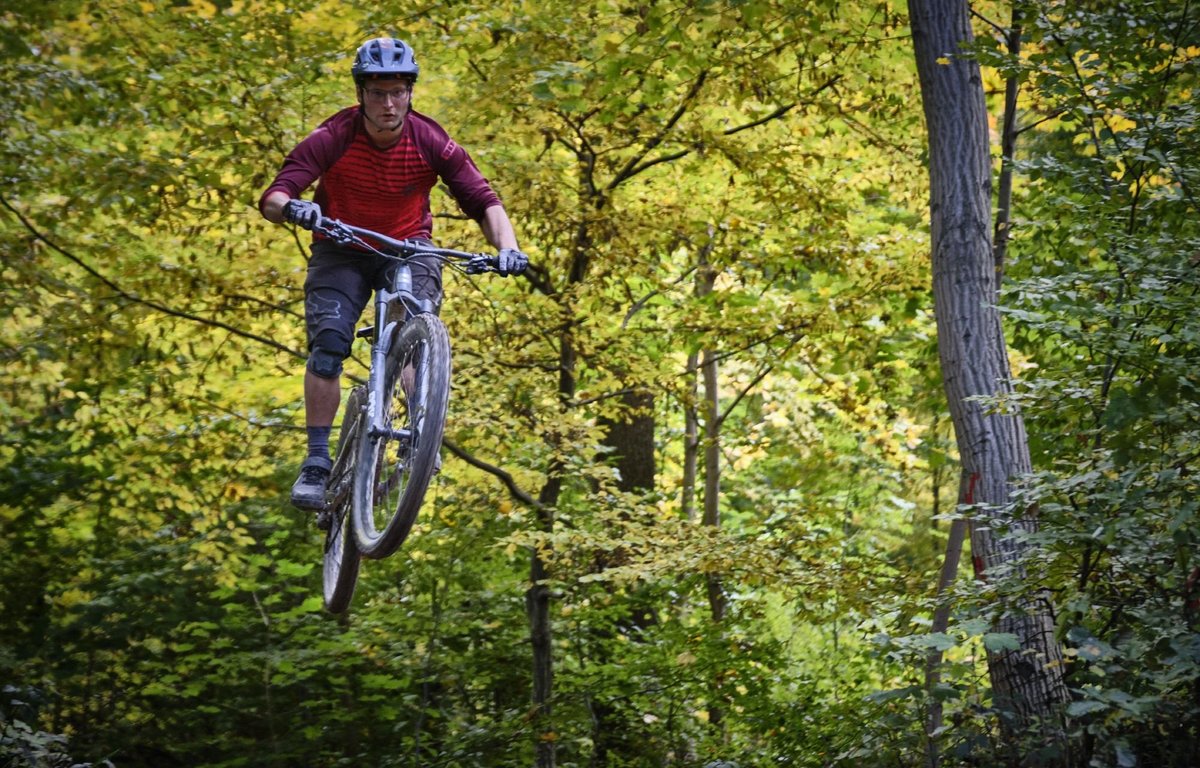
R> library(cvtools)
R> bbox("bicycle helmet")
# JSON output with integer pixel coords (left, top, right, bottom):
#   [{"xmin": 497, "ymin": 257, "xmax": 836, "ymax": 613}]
[{"xmin": 351, "ymin": 37, "xmax": 419, "ymax": 83}]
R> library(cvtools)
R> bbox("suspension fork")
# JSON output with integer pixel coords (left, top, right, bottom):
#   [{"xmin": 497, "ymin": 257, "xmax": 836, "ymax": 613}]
[
  {"xmin": 367, "ymin": 267, "xmax": 411, "ymax": 439},
  {"xmin": 367, "ymin": 262, "xmax": 435, "ymax": 442}
]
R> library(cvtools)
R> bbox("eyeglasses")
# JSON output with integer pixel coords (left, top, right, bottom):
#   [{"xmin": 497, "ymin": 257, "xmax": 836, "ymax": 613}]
[{"xmin": 364, "ymin": 85, "xmax": 412, "ymax": 103}]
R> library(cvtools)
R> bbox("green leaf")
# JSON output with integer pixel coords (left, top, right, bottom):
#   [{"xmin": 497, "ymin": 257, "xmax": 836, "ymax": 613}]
[
  {"xmin": 915, "ymin": 633, "xmax": 957, "ymax": 652},
  {"xmin": 867, "ymin": 685, "xmax": 921, "ymax": 703},
  {"xmin": 275, "ymin": 560, "xmax": 313, "ymax": 578},
  {"xmin": 1066, "ymin": 700, "xmax": 1108, "ymax": 718},
  {"xmin": 982, "ymin": 633, "xmax": 1021, "ymax": 652}
]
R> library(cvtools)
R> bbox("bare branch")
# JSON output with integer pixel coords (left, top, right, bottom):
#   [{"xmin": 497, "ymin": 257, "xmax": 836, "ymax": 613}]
[
  {"xmin": 716, "ymin": 360, "xmax": 773, "ymax": 430},
  {"xmin": 607, "ymin": 70, "xmax": 710, "ymax": 191},
  {"xmin": 1, "ymin": 193, "xmax": 303, "ymax": 359},
  {"xmin": 969, "ymin": 7, "xmax": 1007, "ymax": 38},
  {"xmin": 442, "ymin": 437, "xmax": 548, "ymax": 513},
  {"xmin": 612, "ymin": 74, "xmax": 842, "ymax": 185},
  {"xmin": 1015, "ymin": 106, "xmax": 1067, "ymax": 135}
]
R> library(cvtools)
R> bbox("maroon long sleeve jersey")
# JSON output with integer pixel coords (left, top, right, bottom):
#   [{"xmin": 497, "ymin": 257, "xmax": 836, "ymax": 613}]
[{"xmin": 259, "ymin": 106, "xmax": 502, "ymax": 242}]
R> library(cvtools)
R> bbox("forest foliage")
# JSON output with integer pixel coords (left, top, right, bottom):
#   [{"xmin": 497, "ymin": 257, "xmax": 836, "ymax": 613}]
[{"xmin": 1, "ymin": 1, "xmax": 1197, "ymax": 766}]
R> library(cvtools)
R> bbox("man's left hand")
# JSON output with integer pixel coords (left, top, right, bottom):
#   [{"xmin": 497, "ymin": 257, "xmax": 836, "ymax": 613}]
[{"xmin": 497, "ymin": 248, "xmax": 528, "ymax": 277}]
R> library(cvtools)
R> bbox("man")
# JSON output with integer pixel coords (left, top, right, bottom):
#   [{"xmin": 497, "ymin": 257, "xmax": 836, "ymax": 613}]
[{"xmin": 259, "ymin": 36, "xmax": 527, "ymax": 511}]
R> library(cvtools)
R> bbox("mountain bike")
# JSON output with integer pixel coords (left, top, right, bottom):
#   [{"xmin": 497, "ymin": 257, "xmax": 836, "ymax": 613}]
[{"xmin": 310, "ymin": 216, "xmax": 505, "ymax": 613}]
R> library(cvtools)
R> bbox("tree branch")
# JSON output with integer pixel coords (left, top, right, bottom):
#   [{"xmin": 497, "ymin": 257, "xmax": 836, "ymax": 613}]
[
  {"xmin": 1015, "ymin": 107, "xmax": 1067, "ymax": 136},
  {"xmin": 1, "ymin": 193, "xmax": 303, "ymax": 360},
  {"xmin": 610, "ymin": 74, "xmax": 842, "ymax": 185},
  {"xmin": 442, "ymin": 436, "xmax": 548, "ymax": 513},
  {"xmin": 607, "ymin": 70, "xmax": 710, "ymax": 191},
  {"xmin": 716, "ymin": 360, "xmax": 774, "ymax": 431}
]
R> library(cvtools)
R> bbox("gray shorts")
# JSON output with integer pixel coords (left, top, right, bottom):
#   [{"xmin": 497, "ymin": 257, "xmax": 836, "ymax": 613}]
[{"xmin": 303, "ymin": 239, "xmax": 443, "ymax": 357}]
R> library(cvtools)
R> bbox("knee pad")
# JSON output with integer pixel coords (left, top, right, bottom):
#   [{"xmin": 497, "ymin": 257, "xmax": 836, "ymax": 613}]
[{"xmin": 307, "ymin": 345, "xmax": 344, "ymax": 379}]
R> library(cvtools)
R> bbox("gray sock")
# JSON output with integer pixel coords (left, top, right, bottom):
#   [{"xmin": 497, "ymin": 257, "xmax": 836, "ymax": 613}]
[{"xmin": 307, "ymin": 426, "xmax": 332, "ymax": 460}]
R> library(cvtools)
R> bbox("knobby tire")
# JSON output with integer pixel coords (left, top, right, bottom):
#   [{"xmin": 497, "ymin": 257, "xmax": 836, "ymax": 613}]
[
  {"xmin": 322, "ymin": 386, "xmax": 365, "ymax": 613},
  {"xmin": 352, "ymin": 313, "xmax": 451, "ymax": 559}
]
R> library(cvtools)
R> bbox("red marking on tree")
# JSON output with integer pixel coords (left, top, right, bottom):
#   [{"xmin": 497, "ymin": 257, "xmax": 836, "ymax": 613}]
[{"xmin": 965, "ymin": 473, "xmax": 985, "ymax": 580}]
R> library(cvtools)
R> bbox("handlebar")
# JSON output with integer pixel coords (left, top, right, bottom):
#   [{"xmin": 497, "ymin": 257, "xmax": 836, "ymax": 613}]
[{"xmin": 312, "ymin": 216, "xmax": 501, "ymax": 275}]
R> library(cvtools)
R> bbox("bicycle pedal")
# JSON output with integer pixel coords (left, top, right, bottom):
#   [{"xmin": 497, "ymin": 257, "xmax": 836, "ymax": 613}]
[
  {"xmin": 356, "ymin": 325, "xmax": 374, "ymax": 339},
  {"xmin": 316, "ymin": 509, "xmax": 332, "ymax": 531}
]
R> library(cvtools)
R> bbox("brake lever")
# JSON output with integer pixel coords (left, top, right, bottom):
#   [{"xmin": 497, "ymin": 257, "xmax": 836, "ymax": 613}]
[
  {"xmin": 317, "ymin": 218, "xmax": 358, "ymax": 246},
  {"xmin": 465, "ymin": 255, "xmax": 498, "ymax": 274}
]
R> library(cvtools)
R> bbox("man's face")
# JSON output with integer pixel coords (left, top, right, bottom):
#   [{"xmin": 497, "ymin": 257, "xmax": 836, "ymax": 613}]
[{"xmin": 358, "ymin": 77, "xmax": 413, "ymax": 131}]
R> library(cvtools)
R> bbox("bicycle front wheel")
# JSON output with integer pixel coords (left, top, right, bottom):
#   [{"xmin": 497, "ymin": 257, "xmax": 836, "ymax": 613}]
[
  {"xmin": 323, "ymin": 386, "xmax": 365, "ymax": 613},
  {"xmin": 353, "ymin": 313, "xmax": 451, "ymax": 559}
]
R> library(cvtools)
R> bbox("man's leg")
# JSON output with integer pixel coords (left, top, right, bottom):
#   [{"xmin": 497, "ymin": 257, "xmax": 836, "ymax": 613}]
[
  {"xmin": 304, "ymin": 366, "xmax": 341, "ymax": 460},
  {"xmin": 295, "ymin": 245, "xmax": 370, "ymax": 512},
  {"xmin": 305, "ymin": 367, "xmax": 342, "ymax": 431},
  {"xmin": 291, "ymin": 349, "xmax": 345, "ymax": 510}
]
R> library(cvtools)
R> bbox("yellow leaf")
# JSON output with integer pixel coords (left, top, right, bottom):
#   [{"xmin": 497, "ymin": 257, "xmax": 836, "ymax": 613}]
[{"xmin": 55, "ymin": 587, "xmax": 95, "ymax": 608}]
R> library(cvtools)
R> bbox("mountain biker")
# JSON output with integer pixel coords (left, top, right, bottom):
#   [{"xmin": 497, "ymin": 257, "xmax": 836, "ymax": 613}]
[{"xmin": 259, "ymin": 36, "xmax": 528, "ymax": 512}]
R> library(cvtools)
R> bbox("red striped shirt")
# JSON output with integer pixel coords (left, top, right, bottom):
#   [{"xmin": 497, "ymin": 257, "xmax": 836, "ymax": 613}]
[{"xmin": 260, "ymin": 107, "xmax": 501, "ymax": 241}]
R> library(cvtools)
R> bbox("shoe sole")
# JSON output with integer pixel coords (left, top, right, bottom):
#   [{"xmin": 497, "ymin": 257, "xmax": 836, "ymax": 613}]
[{"xmin": 291, "ymin": 493, "xmax": 326, "ymax": 511}]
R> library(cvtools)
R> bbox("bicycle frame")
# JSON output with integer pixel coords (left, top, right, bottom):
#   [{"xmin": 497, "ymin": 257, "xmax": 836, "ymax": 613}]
[
  {"xmin": 315, "ymin": 217, "xmax": 494, "ymax": 448},
  {"xmin": 311, "ymin": 216, "xmax": 507, "ymax": 608}
]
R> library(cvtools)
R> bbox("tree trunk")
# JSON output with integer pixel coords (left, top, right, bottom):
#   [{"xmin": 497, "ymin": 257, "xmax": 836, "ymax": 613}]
[
  {"xmin": 690, "ymin": 251, "xmax": 728, "ymax": 735},
  {"xmin": 528, "ymin": 191, "xmax": 595, "ymax": 767},
  {"xmin": 531, "ymin": 390, "xmax": 568, "ymax": 767},
  {"xmin": 590, "ymin": 387, "xmax": 658, "ymax": 767},
  {"xmin": 927, "ymin": 11, "xmax": 1025, "ymax": 765},
  {"xmin": 598, "ymin": 388, "xmax": 657, "ymax": 491},
  {"xmin": 701, "ymin": 346, "xmax": 726, "ymax": 625},
  {"xmin": 993, "ymin": 6, "xmax": 1023, "ymax": 288},
  {"xmin": 683, "ymin": 236, "xmax": 718, "ymax": 524},
  {"xmin": 907, "ymin": 0, "xmax": 1070, "ymax": 749},
  {"xmin": 529, "ymin": 533, "xmax": 555, "ymax": 768},
  {"xmin": 683, "ymin": 349, "xmax": 701, "ymax": 523}
]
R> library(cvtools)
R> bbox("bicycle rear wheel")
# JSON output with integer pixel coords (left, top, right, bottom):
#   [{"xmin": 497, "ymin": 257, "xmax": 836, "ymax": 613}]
[
  {"xmin": 353, "ymin": 313, "xmax": 451, "ymax": 559},
  {"xmin": 323, "ymin": 387, "xmax": 365, "ymax": 613}
]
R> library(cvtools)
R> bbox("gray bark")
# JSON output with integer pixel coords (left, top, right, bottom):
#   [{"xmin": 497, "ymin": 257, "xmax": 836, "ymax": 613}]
[{"xmin": 908, "ymin": 0, "xmax": 1069, "ymax": 741}]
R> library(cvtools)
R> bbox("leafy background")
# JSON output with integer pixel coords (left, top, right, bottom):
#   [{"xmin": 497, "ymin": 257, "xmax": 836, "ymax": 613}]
[{"xmin": 1, "ymin": 1, "xmax": 1196, "ymax": 766}]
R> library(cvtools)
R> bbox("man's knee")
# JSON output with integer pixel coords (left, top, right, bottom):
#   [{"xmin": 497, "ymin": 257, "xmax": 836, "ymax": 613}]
[{"xmin": 307, "ymin": 345, "xmax": 345, "ymax": 379}]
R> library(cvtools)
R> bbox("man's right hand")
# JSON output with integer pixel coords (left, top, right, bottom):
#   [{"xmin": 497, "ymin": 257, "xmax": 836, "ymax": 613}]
[{"xmin": 283, "ymin": 199, "xmax": 322, "ymax": 230}]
